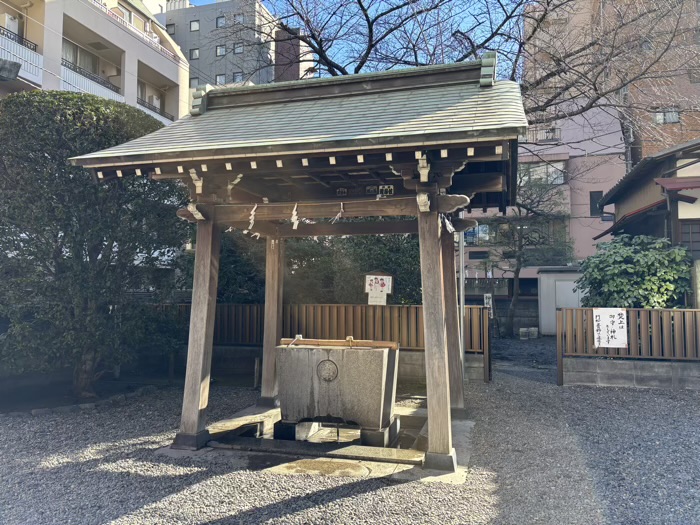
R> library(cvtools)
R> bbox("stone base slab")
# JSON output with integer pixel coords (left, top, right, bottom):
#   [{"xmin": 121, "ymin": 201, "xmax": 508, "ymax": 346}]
[
  {"xmin": 563, "ymin": 357, "xmax": 700, "ymax": 390},
  {"xmin": 172, "ymin": 429, "xmax": 211, "ymax": 450},
  {"xmin": 424, "ymin": 448, "xmax": 458, "ymax": 472}
]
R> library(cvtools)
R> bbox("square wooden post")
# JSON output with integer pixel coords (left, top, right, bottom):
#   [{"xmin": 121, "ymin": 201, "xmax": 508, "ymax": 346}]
[
  {"xmin": 260, "ymin": 236, "xmax": 283, "ymax": 405},
  {"xmin": 418, "ymin": 209, "xmax": 457, "ymax": 471},
  {"xmin": 441, "ymin": 231, "xmax": 466, "ymax": 412},
  {"xmin": 173, "ymin": 220, "xmax": 221, "ymax": 449}
]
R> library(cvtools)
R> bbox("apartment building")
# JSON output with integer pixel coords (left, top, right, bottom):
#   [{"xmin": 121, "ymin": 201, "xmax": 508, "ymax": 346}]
[
  {"xmin": 156, "ymin": 0, "xmax": 311, "ymax": 88},
  {"xmin": 463, "ymin": 108, "xmax": 626, "ymax": 287},
  {"xmin": 0, "ymin": 0, "xmax": 189, "ymax": 125}
]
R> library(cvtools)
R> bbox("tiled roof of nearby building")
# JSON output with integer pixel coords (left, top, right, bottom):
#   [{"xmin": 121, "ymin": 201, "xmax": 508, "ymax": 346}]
[
  {"xmin": 72, "ymin": 57, "xmax": 527, "ymax": 168},
  {"xmin": 600, "ymin": 137, "xmax": 700, "ymax": 207}
]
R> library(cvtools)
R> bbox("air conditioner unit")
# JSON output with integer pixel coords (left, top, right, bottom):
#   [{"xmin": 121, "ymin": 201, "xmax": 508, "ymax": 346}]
[
  {"xmin": 1, "ymin": 14, "xmax": 19, "ymax": 35},
  {"xmin": 148, "ymin": 94, "xmax": 161, "ymax": 107}
]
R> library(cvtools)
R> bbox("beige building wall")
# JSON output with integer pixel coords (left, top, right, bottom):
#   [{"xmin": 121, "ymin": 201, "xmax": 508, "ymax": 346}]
[
  {"xmin": 0, "ymin": 0, "xmax": 188, "ymax": 123},
  {"xmin": 567, "ymin": 154, "xmax": 625, "ymax": 258}
]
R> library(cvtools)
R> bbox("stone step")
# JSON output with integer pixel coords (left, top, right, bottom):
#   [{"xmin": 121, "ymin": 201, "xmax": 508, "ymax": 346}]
[{"xmin": 209, "ymin": 435, "xmax": 424, "ymax": 466}]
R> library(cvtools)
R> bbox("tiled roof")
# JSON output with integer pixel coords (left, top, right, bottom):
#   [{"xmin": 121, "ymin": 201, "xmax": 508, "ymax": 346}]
[{"xmin": 72, "ymin": 57, "xmax": 527, "ymax": 168}]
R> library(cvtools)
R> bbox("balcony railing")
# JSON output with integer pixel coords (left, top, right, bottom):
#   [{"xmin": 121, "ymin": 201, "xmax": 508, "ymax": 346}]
[
  {"xmin": 0, "ymin": 26, "xmax": 37, "ymax": 51},
  {"xmin": 137, "ymin": 97, "xmax": 174, "ymax": 121},
  {"xmin": 0, "ymin": 28, "xmax": 42, "ymax": 85},
  {"xmin": 88, "ymin": 0, "xmax": 180, "ymax": 63},
  {"xmin": 521, "ymin": 127, "xmax": 562, "ymax": 144},
  {"xmin": 61, "ymin": 59, "xmax": 120, "ymax": 93}
]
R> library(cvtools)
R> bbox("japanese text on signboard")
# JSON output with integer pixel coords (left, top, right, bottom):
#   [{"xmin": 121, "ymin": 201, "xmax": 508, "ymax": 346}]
[
  {"xmin": 365, "ymin": 275, "xmax": 393, "ymax": 305},
  {"xmin": 592, "ymin": 308, "xmax": 628, "ymax": 348}
]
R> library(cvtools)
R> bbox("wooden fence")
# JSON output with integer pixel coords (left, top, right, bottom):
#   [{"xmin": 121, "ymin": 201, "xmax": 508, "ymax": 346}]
[
  {"xmin": 556, "ymin": 307, "xmax": 700, "ymax": 384},
  {"xmin": 175, "ymin": 303, "xmax": 490, "ymax": 353}
]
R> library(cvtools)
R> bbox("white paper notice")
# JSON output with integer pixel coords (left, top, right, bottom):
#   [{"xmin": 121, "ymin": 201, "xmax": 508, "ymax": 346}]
[
  {"xmin": 592, "ymin": 308, "xmax": 628, "ymax": 348},
  {"xmin": 365, "ymin": 275, "xmax": 392, "ymax": 305}
]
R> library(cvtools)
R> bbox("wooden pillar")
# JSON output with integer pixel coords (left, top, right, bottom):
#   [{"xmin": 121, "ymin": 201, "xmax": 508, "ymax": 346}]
[
  {"xmin": 260, "ymin": 236, "xmax": 283, "ymax": 404},
  {"xmin": 441, "ymin": 231, "xmax": 466, "ymax": 411},
  {"xmin": 173, "ymin": 220, "xmax": 221, "ymax": 449},
  {"xmin": 418, "ymin": 209, "xmax": 456, "ymax": 471}
]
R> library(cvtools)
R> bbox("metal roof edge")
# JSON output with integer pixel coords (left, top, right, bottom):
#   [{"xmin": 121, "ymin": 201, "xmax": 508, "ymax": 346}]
[{"xmin": 601, "ymin": 138, "xmax": 700, "ymax": 207}]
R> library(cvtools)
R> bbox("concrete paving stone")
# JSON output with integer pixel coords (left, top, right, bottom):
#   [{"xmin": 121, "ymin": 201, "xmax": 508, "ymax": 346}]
[
  {"xmin": 596, "ymin": 373, "xmax": 636, "ymax": 388},
  {"xmin": 601, "ymin": 359, "xmax": 636, "ymax": 373},
  {"xmin": 672, "ymin": 362, "xmax": 700, "ymax": 378},
  {"xmin": 563, "ymin": 357, "xmax": 600, "ymax": 372},
  {"xmin": 564, "ymin": 371, "xmax": 599, "ymax": 385},
  {"xmin": 634, "ymin": 360, "xmax": 673, "ymax": 375},
  {"xmin": 53, "ymin": 405, "xmax": 79, "ymax": 414},
  {"xmin": 673, "ymin": 377, "xmax": 700, "ymax": 391},
  {"xmin": 634, "ymin": 374, "xmax": 673, "ymax": 389}
]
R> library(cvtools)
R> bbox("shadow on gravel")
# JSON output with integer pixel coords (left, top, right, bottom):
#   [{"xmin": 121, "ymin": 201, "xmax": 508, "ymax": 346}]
[{"xmin": 204, "ymin": 477, "xmax": 406, "ymax": 525}]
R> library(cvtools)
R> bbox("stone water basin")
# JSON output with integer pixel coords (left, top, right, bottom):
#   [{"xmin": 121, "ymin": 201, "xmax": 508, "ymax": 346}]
[{"xmin": 276, "ymin": 342, "xmax": 398, "ymax": 430}]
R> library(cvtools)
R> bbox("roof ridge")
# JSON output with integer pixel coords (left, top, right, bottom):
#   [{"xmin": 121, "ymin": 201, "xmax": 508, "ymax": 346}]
[{"xmin": 190, "ymin": 53, "xmax": 499, "ymax": 116}]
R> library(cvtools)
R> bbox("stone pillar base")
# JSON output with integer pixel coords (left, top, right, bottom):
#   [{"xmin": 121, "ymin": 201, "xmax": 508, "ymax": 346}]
[
  {"xmin": 360, "ymin": 417, "xmax": 400, "ymax": 448},
  {"xmin": 451, "ymin": 407, "xmax": 468, "ymax": 419},
  {"xmin": 257, "ymin": 396, "xmax": 279, "ymax": 408},
  {"xmin": 172, "ymin": 429, "xmax": 211, "ymax": 450},
  {"xmin": 424, "ymin": 448, "xmax": 458, "ymax": 472}
]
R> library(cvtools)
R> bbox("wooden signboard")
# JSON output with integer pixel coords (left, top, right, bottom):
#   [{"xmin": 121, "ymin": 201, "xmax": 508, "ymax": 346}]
[
  {"xmin": 365, "ymin": 274, "xmax": 393, "ymax": 305},
  {"xmin": 593, "ymin": 308, "xmax": 628, "ymax": 348}
]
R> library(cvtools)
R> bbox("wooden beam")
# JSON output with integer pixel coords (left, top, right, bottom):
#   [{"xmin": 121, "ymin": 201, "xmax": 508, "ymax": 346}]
[
  {"xmin": 173, "ymin": 220, "xmax": 221, "ymax": 449},
  {"xmin": 417, "ymin": 210, "xmax": 453, "ymax": 459},
  {"xmin": 225, "ymin": 220, "xmax": 419, "ymax": 237},
  {"xmin": 214, "ymin": 197, "xmax": 418, "ymax": 223},
  {"xmin": 435, "ymin": 194, "xmax": 471, "ymax": 213},
  {"xmin": 441, "ymin": 231, "xmax": 466, "ymax": 410},
  {"xmin": 451, "ymin": 217, "xmax": 478, "ymax": 232},
  {"xmin": 260, "ymin": 237, "xmax": 283, "ymax": 403},
  {"xmin": 280, "ymin": 337, "xmax": 399, "ymax": 351}
]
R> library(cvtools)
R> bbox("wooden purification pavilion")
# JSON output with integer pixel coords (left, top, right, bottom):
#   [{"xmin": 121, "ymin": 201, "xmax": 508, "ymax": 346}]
[{"xmin": 73, "ymin": 53, "xmax": 526, "ymax": 470}]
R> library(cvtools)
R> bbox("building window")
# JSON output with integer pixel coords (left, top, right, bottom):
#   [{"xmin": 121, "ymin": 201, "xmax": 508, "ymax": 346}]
[
  {"xmin": 189, "ymin": 48, "xmax": 199, "ymax": 60},
  {"xmin": 653, "ymin": 107, "xmax": 680, "ymax": 124},
  {"xmin": 589, "ymin": 191, "xmax": 603, "ymax": 217},
  {"xmin": 216, "ymin": 16, "xmax": 226, "ymax": 28},
  {"xmin": 233, "ymin": 71, "xmax": 243, "ymax": 82},
  {"xmin": 189, "ymin": 77, "xmax": 199, "ymax": 89},
  {"xmin": 61, "ymin": 39, "xmax": 99, "ymax": 75},
  {"xmin": 465, "ymin": 225, "xmax": 491, "ymax": 246},
  {"xmin": 215, "ymin": 74, "xmax": 226, "ymax": 85},
  {"xmin": 233, "ymin": 41, "xmax": 244, "ymax": 54},
  {"xmin": 518, "ymin": 161, "xmax": 566, "ymax": 185},
  {"xmin": 190, "ymin": 20, "xmax": 199, "ymax": 32},
  {"xmin": 166, "ymin": 23, "xmax": 175, "ymax": 35},
  {"xmin": 137, "ymin": 80, "xmax": 146, "ymax": 100},
  {"xmin": 215, "ymin": 45, "xmax": 226, "ymax": 57},
  {"xmin": 523, "ymin": 126, "xmax": 561, "ymax": 143},
  {"xmin": 681, "ymin": 221, "xmax": 700, "ymax": 259},
  {"xmin": 232, "ymin": 13, "xmax": 243, "ymax": 24}
]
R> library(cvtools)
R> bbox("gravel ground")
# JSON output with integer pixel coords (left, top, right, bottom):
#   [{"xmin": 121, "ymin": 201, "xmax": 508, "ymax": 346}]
[
  {"xmin": 2, "ymin": 340, "xmax": 700, "ymax": 524},
  {"xmin": 491, "ymin": 335, "xmax": 557, "ymax": 369}
]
